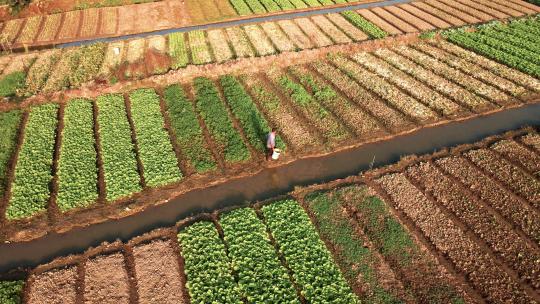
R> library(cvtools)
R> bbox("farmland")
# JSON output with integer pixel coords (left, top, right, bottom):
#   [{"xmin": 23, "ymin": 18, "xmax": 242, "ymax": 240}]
[
  {"xmin": 0, "ymin": 0, "xmax": 540, "ymax": 303},
  {"xmin": 1, "ymin": 0, "xmax": 538, "ymax": 98},
  {"xmin": 0, "ymin": 33, "xmax": 539, "ymax": 238},
  {"xmin": 1, "ymin": 128, "xmax": 539, "ymax": 303}
]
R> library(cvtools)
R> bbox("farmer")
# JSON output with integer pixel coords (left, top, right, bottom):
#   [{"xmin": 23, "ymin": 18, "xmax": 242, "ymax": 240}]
[{"xmin": 266, "ymin": 128, "xmax": 276, "ymax": 161}]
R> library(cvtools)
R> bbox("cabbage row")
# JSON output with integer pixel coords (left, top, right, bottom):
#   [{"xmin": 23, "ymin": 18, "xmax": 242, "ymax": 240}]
[
  {"xmin": 128, "ymin": 88, "xmax": 182, "ymax": 187},
  {"xmin": 0, "ymin": 110, "xmax": 21, "ymax": 198},
  {"xmin": 341, "ymin": 11, "xmax": 387, "ymax": 39},
  {"xmin": 220, "ymin": 208, "xmax": 299, "ymax": 303},
  {"xmin": 178, "ymin": 221, "xmax": 242, "ymax": 304},
  {"xmin": 194, "ymin": 77, "xmax": 250, "ymax": 163},
  {"xmin": 220, "ymin": 75, "xmax": 285, "ymax": 152},
  {"xmin": 262, "ymin": 199, "xmax": 359, "ymax": 304},
  {"xmin": 96, "ymin": 94, "xmax": 141, "ymax": 201},
  {"xmin": 57, "ymin": 99, "xmax": 98, "ymax": 211},
  {"xmin": 8, "ymin": 104, "xmax": 58, "ymax": 220}
]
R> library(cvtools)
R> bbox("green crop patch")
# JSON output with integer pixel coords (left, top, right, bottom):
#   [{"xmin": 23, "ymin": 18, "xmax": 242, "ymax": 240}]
[
  {"xmin": 341, "ymin": 11, "xmax": 387, "ymax": 39},
  {"xmin": 444, "ymin": 19, "xmax": 540, "ymax": 78},
  {"xmin": 168, "ymin": 32, "xmax": 190, "ymax": 69},
  {"xmin": 0, "ymin": 72, "xmax": 26, "ymax": 98},
  {"xmin": 96, "ymin": 94, "xmax": 141, "ymax": 201},
  {"xmin": 178, "ymin": 221, "xmax": 242, "ymax": 303},
  {"xmin": 262, "ymin": 199, "xmax": 359, "ymax": 304},
  {"xmin": 0, "ymin": 280, "xmax": 23, "ymax": 304},
  {"xmin": 163, "ymin": 84, "xmax": 216, "ymax": 173},
  {"xmin": 0, "ymin": 110, "xmax": 21, "ymax": 198},
  {"xmin": 220, "ymin": 75, "xmax": 285, "ymax": 152},
  {"xmin": 194, "ymin": 77, "xmax": 250, "ymax": 163},
  {"xmin": 305, "ymin": 190, "xmax": 401, "ymax": 303},
  {"xmin": 129, "ymin": 88, "xmax": 182, "ymax": 187},
  {"xmin": 8, "ymin": 104, "xmax": 58, "ymax": 220},
  {"xmin": 220, "ymin": 208, "xmax": 299, "ymax": 303},
  {"xmin": 57, "ymin": 99, "xmax": 98, "ymax": 211}
]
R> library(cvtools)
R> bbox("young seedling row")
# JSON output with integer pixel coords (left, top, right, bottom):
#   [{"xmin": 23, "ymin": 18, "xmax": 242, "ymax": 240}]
[
  {"xmin": 2, "ymin": 128, "xmax": 539, "ymax": 303},
  {"xmin": 1, "ymin": 39, "xmax": 539, "ymax": 238}
]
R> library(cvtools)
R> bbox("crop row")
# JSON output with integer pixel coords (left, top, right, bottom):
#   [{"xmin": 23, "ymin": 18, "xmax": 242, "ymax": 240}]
[
  {"xmin": 444, "ymin": 19, "xmax": 540, "ymax": 78},
  {"xmin": 163, "ymin": 84, "xmax": 217, "ymax": 173},
  {"xmin": 229, "ymin": 0, "xmax": 351, "ymax": 15},
  {"xmin": 128, "ymin": 88, "xmax": 182, "ymax": 187},
  {"xmin": 1, "ymin": 11, "xmax": 387, "ymax": 96},
  {"xmin": 307, "ymin": 185, "xmax": 469, "ymax": 303},
  {"xmin": 220, "ymin": 208, "xmax": 299, "ymax": 303},
  {"xmin": 304, "ymin": 190, "xmax": 402, "ymax": 303},
  {"xmin": 178, "ymin": 221, "xmax": 242, "ymax": 303},
  {"xmin": 96, "ymin": 94, "xmax": 141, "ymax": 202},
  {"xmin": 56, "ymin": 99, "xmax": 98, "ymax": 211},
  {"xmin": 7, "ymin": 104, "xmax": 58, "ymax": 220},
  {"xmin": 194, "ymin": 77, "xmax": 250, "ymax": 164},
  {"xmin": 0, "ymin": 110, "xmax": 21, "ymax": 198},
  {"xmin": 262, "ymin": 199, "xmax": 358, "ymax": 303}
]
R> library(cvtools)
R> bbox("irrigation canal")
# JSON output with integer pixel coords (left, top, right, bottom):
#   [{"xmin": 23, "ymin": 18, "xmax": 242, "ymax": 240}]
[{"xmin": 1, "ymin": 103, "xmax": 540, "ymax": 273}]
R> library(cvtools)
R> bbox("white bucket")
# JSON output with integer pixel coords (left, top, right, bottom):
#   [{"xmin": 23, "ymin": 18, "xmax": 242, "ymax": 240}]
[{"xmin": 271, "ymin": 149, "xmax": 281, "ymax": 160}]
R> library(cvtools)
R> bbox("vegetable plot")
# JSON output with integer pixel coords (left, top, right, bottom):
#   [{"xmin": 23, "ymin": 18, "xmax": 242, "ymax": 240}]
[
  {"xmin": 57, "ymin": 99, "xmax": 98, "ymax": 211},
  {"xmin": 305, "ymin": 190, "xmax": 401, "ymax": 303},
  {"xmin": 194, "ymin": 77, "xmax": 250, "ymax": 163},
  {"xmin": 128, "ymin": 88, "xmax": 182, "ymax": 187},
  {"xmin": 163, "ymin": 84, "xmax": 216, "ymax": 173},
  {"xmin": 341, "ymin": 11, "xmax": 387, "ymax": 39},
  {"xmin": 220, "ymin": 208, "xmax": 299, "ymax": 303},
  {"xmin": 168, "ymin": 33, "xmax": 190, "ymax": 69},
  {"xmin": 0, "ymin": 280, "xmax": 23, "ymax": 304},
  {"xmin": 96, "ymin": 94, "xmax": 141, "ymax": 201},
  {"xmin": 444, "ymin": 20, "xmax": 540, "ymax": 78},
  {"xmin": 220, "ymin": 75, "xmax": 284, "ymax": 152},
  {"xmin": 262, "ymin": 199, "xmax": 359, "ymax": 304},
  {"xmin": 0, "ymin": 110, "xmax": 21, "ymax": 197},
  {"xmin": 8, "ymin": 104, "xmax": 58, "ymax": 220},
  {"xmin": 178, "ymin": 221, "xmax": 242, "ymax": 304}
]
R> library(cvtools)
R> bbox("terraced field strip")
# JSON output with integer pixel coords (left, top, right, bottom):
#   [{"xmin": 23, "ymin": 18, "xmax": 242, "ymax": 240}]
[
  {"xmin": 370, "ymin": 172, "xmax": 538, "ymax": 303},
  {"xmin": 405, "ymin": 161, "xmax": 540, "ymax": 290}
]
